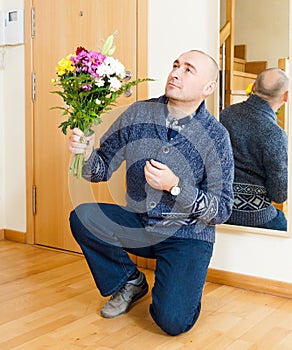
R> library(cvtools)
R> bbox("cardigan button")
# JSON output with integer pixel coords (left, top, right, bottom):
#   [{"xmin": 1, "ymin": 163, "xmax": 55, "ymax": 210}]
[
  {"xmin": 162, "ymin": 146, "xmax": 170, "ymax": 154},
  {"xmin": 149, "ymin": 201, "xmax": 157, "ymax": 208}
]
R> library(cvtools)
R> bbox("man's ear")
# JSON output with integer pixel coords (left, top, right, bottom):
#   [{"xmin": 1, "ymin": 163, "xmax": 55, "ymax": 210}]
[
  {"xmin": 283, "ymin": 90, "xmax": 289, "ymax": 103},
  {"xmin": 203, "ymin": 81, "xmax": 217, "ymax": 96},
  {"xmin": 252, "ymin": 82, "xmax": 256, "ymax": 93}
]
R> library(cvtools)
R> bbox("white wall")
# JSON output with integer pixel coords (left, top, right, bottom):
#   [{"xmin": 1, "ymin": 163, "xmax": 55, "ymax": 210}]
[
  {"xmin": 148, "ymin": 0, "xmax": 219, "ymax": 97},
  {"xmin": 1, "ymin": 0, "xmax": 292, "ymax": 284},
  {"xmin": 0, "ymin": 0, "xmax": 5, "ymax": 229},
  {"xmin": 0, "ymin": 0, "xmax": 6, "ymax": 229},
  {"xmin": 148, "ymin": 0, "xmax": 219, "ymax": 115},
  {"xmin": 212, "ymin": 228, "xmax": 292, "ymax": 283},
  {"xmin": 0, "ymin": 51, "xmax": 4, "ymax": 229},
  {"xmin": 3, "ymin": 44, "xmax": 26, "ymax": 231},
  {"xmin": 1, "ymin": 0, "xmax": 26, "ymax": 231}
]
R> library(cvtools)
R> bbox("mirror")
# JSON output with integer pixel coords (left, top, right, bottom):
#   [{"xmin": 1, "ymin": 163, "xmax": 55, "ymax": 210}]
[{"xmin": 219, "ymin": 0, "xmax": 290, "ymax": 236}]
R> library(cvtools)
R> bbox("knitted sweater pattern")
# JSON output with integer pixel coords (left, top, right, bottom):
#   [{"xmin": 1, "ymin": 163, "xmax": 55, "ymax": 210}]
[
  {"xmin": 220, "ymin": 94, "xmax": 288, "ymax": 226},
  {"xmin": 83, "ymin": 95, "xmax": 234, "ymax": 243}
]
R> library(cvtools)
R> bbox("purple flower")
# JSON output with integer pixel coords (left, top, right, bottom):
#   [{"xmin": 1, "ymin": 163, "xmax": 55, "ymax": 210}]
[
  {"xmin": 70, "ymin": 48, "xmax": 106, "ymax": 78},
  {"xmin": 81, "ymin": 84, "xmax": 92, "ymax": 91}
]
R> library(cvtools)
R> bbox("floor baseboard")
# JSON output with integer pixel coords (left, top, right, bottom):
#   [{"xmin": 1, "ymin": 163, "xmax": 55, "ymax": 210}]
[
  {"xmin": 207, "ymin": 268, "xmax": 292, "ymax": 299},
  {"xmin": 4, "ymin": 229, "xmax": 26, "ymax": 243}
]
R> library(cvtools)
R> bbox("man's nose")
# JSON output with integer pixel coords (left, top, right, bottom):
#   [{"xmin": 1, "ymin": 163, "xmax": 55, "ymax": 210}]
[{"xmin": 170, "ymin": 67, "xmax": 182, "ymax": 78}]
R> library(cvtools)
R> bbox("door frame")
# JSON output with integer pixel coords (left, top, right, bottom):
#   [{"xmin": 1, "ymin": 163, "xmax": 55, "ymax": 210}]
[{"xmin": 24, "ymin": 0, "xmax": 149, "ymax": 244}]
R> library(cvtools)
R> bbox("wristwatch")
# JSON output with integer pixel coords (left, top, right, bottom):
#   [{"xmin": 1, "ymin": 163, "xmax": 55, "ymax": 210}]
[{"xmin": 170, "ymin": 178, "xmax": 182, "ymax": 196}]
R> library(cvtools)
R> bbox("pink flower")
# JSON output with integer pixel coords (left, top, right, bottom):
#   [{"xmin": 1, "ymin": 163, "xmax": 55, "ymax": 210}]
[
  {"xmin": 81, "ymin": 84, "xmax": 92, "ymax": 91},
  {"xmin": 70, "ymin": 49, "xmax": 106, "ymax": 78}
]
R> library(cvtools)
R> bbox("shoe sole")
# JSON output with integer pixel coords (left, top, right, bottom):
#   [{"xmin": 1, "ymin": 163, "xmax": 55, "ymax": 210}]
[{"xmin": 100, "ymin": 283, "xmax": 149, "ymax": 319}]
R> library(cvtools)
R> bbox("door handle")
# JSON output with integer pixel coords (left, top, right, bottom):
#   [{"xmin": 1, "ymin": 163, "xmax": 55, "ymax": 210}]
[
  {"xmin": 124, "ymin": 70, "xmax": 132, "ymax": 80},
  {"xmin": 124, "ymin": 87, "xmax": 133, "ymax": 97}
]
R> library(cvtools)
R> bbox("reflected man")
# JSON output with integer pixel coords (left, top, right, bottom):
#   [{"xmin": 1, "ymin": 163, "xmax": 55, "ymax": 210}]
[{"xmin": 220, "ymin": 68, "xmax": 289, "ymax": 231}]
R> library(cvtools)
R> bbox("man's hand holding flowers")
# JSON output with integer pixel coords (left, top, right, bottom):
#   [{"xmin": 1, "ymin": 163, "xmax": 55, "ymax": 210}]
[{"xmin": 69, "ymin": 128, "xmax": 95, "ymax": 162}]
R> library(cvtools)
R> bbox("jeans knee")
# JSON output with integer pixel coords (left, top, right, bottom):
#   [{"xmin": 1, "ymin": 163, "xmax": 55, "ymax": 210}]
[
  {"xmin": 149, "ymin": 303, "xmax": 200, "ymax": 336},
  {"xmin": 69, "ymin": 210, "xmax": 79, "ymax": 238},
  {"xmin": 69, "ymin": 206, "xmax": 86, "ymax": 242}
]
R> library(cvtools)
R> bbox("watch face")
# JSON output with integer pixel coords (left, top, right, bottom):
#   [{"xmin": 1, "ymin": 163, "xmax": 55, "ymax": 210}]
[{"xmin": 171, "ymin": 185, "xmax": 181, "ymax": 196}]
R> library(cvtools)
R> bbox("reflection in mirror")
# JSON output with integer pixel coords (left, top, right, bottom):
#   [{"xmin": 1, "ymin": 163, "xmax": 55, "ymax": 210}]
[{"xmin": 219, "ymin": 0, "xmax": 290, "ymax": 233}]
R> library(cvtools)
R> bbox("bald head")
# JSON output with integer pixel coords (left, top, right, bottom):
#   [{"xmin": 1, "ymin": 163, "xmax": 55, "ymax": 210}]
[
  {"xmin": 254, "ymin": 67, "xmax": 289, "ymax": 101},
  {"xmin": 190, "ymin": 50, "xmax": 219, "ymax": 82},
  {"xmin": 165, "ymin": 49, "xmax": 219, "ymax": 115}
]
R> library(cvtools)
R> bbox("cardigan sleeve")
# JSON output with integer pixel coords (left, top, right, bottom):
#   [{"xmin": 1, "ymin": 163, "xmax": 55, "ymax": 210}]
[{"xmin": 81, "ymin": 106, "xmax": 133, "ymax": 182}]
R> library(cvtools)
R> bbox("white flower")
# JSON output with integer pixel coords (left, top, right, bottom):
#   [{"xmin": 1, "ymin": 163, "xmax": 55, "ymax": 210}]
[
  {"xmin": 96, "ymin": 57, "xmax": 126, "ymax": 79},
  {"xmin": 109, "ymin": 77, "xmax": 122, "ymax": 91},
  {"xmin": 105, "ymin": 57, "xmax": 126, "ymax": 78},
  {"xmin": 95, "ymin": 78, "xmax": 105, "ymax": 87},
  {"xmin": 95, "ymin": 98, "xmax": 101, "ymax": 104},
  {"xmin": 96, "ymin": 62, "xmax": 113, "ymax": 77}
]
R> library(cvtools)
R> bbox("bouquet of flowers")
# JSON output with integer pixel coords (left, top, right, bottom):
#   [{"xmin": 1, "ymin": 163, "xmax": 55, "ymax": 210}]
[{"xmin": 51, "ymin": 33, "xmax": 152, "ymax": 178}]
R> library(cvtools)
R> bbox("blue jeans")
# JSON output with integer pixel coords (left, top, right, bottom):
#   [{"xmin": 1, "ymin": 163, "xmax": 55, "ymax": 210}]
[{"xmin": 69, "ymin": 203, "xmax": 213, "ymax": 336}]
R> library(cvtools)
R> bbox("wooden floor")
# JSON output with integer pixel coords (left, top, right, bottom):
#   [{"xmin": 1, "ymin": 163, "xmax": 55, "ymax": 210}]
[{"xmin": 1, "ymin": 241, "xmax": 291, "ymax": 350}]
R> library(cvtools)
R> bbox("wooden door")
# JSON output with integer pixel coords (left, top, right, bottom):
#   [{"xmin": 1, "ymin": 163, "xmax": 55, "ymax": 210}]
[{"xmin": 31, "ymin": 0, "xmax": 147, "ymax": 252}]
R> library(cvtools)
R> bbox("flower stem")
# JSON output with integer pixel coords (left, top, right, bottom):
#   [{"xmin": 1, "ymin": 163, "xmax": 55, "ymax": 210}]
[{"xmin": 69, "ymin": 153, "xmax": 85, "ymax": 179}]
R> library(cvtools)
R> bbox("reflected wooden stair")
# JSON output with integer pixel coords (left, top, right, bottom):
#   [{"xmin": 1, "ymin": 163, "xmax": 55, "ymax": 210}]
[{"xmin": 223, "ymin": 44, "xmax": 267, "ymax": 105}]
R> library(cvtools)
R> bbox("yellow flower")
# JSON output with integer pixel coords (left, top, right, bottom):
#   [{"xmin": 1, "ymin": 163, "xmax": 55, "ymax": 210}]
[
  {"xmin": 245, "ymin": 82, "xmax": 254, "ymax": 95},
  {"xmin": 56, "ymin": 54, "xmax": 75, "ymax": 76}
]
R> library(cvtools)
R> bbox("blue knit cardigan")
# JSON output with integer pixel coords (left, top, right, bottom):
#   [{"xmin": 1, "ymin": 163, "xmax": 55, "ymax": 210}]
[
  {"xmin": 83, "ymin": 95, "xmax": 234, "ymax": 243},
  {"xmin": 220, "ymin": 94, "xmax": 288, "ymax": 226}
]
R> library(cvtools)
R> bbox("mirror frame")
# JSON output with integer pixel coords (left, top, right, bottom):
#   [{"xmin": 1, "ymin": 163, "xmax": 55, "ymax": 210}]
[{"xmin": 217, "ymin": 0, "xmax": 292, "ymax": 238}]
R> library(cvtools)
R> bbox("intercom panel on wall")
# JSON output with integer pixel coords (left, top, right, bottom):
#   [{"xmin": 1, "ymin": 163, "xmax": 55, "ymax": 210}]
[
  {"xmin": 0, "ymin": 9, "xmax": 24, "ymax": 46},
  {"xmin": 5, "ymin": 9, "xmax": 24, "ymax": 45}
]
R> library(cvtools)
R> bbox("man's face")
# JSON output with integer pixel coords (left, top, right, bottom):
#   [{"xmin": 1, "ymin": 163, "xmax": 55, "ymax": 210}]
[{"xmin": 165, "ymin": 51, "xmax": 216, "ymax": 104}]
